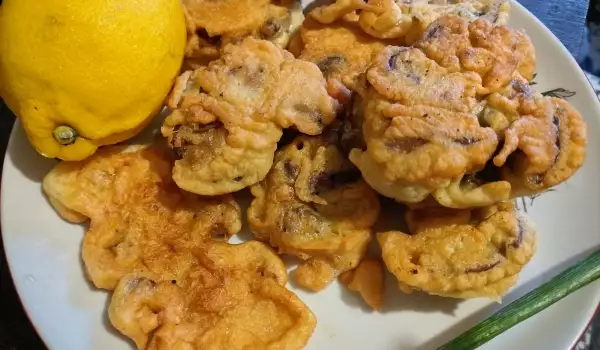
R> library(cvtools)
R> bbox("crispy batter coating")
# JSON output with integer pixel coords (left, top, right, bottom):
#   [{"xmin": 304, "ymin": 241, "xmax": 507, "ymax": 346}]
[
  {"xmin": 182, "ymin": 0, "xmax": 304, "ymax": 68},
  {"xmin": 416, "ymin": 85, "xmax": 586, "ymax": 204},
  {"xmin": 109, "ymin": 241, "xmax": 316, "ymax": 350},
  {"xmin": 296, "ymin": 16, "xmax": 395, "ymax": 89},
  {"xmin": 348, "ymin": 47, "xmax": 497, "ymax": 203},
  {"xmin": 495, "ymin": 97, "xmax": 588, "ymax": 196},
  {"xmin": 309, "ymin": 0, "xmax": 381, "ymax": 24},
  {"xmin": 479, "ymin": 77, "xmax": 587, "ymax": 195},
  {"xmin": 42, "ymin": 145, "xmax": 242, "ymax": 290},
  {"xmin": 415, "ymin": 15, "xmax": 536, "ymax": 93},
  {"xmin": 349, "ymin": 105, "xmax": 498, "ymax": 203},
  {"xmin": 163, "ymin": 38, "xmax": 342, "ymax": 196},
  {"xmin": 248, "ymin": 130, "xmax": 381, "ymax": 292},
  {"xmin": 378, "ymin": 201, "xmax": 537, "ymax": 300},
  {"xmin": 339, "ymin": 259, "xmax": 384, "ymax": 311},
  {"xmin": 366, "ymin": 103, "xmax": 497, "ymax": 184},
  {"xmin": 479, "ymin": 75, "xmax": 538, "ymax": 135},
  {"xmin": 349, "ymin": 150, "xmax": 432, "ymax": 203},
  {"xmin": 311, "ymin": 0, "xmax": 510, "ymax": 43},
  {"xmin": 366, "ymin": 47, "xmax": 483, "ymax": 112},
  {"xmin": 431, "ymin": 173, "xmax": 512, "ymax": 209},
  {"xmin": 43, "ymin": 144, "xmax": 315, "ymax": 349}
]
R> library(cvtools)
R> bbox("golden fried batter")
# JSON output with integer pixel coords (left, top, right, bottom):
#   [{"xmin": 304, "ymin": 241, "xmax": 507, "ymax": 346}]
[
  {"xmin": 495, "ymin": 97, "xmax": 588, "ymax": 196},
  {"xmin": 109, "ymin": 241, "xmax": 316, "ymax": 350},
  {"xmin": 248, "ymin": 130, "xmax": 381, "ymax": 292},
  {"xmin": 366, "ymin": 46, "xmax": 483, "ymax": 112},
  {"xmin": 339, "ymin": 259, "xmax": 384, "ymax": 311},
  {"xmin": 296, "ymin": 16, "xmax": 395, "ymax": 89},
  {"xmin": 348, "ymin": 47, "xmax": 497, "ymax": 203},
  {"xmin": 378, "ymin": 201, "xmax": 536, "ymax": 300},
  {"xmin": 479, "ymin": 75, "xmax": 538, "ymax": 135},
  {"xmin": 416, "ymin": 15, "xmax": 536, "ymax": 93},
  {"xmin": 431, "ymin": 173, "xmax": 512, "ymax": 209},
  {"xmin": 163, "ymin": 38, "xmax": 343, "ymax": 196},
  {"xmin": 43, "ymin": 145, "xmax": 242, "ymax": 289},
  {"xmin": 311, "ymin": 0, "xmax": 510, "ymax": 44},
  {"xmin": 309, "ymin": 0, "xmax": 381, "ymax": 24},
  {"xmin": 43, "ymin": 145, "xmax": 314, "ymax": 348},
  {"xmin": 350, "ymin": 104, "xmax": 498, "ymax": 203},
  {"xmin": 477, "ymin": 76, "xmax": 587, "ymax": 196},
  {"xmin": 182, "ymin": 0, "xmax": 304, "ymax": 68}
]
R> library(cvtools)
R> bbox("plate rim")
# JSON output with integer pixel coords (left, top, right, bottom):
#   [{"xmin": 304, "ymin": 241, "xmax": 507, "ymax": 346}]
[{"xmin": 1, "ymin": 1, "xmax": 600, "ymax": 349}]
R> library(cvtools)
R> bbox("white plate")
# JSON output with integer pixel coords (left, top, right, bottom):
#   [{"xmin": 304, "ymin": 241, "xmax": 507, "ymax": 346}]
[{"xmin": 3, "ymin": 1, "xmax": 600, "ymax": 349}]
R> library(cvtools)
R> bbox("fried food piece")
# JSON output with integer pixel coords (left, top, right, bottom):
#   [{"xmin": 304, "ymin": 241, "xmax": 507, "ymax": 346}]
[
  {"xmin": 47, "ymin": 196, "xmax": 88, "ymax": 223},
  {"xmin": 182, "ymin": 0, "xmax": 304, "ymax": 68},
  {"xmin": 109, "ymin": 241, "xmax": 316, "ymax": 350},
  {"xmin": 366, "ymin": 46, "xmax": 483, "ymax": 112},
  {"xmin": 416, "ymin": 84, "xmax": 586, "ymax": 204},
  {"xmin": 43, "ymin": 145, "xmax": 242, "ymax": 289},
  {"xmin": 248, "ymin": 130, "xmax": 381, "ymax": 292},
  {"xmin": 416, "ymin": 15, "xmax": 536, "ymax": 93},
  {"xmin": 339, "ymin": 259, "xmax": 384, "ymax": 311},
  {"xmin": 163, "ymin": 38, "xmax": 342, "ymax": 196},
  {"xmin": 296, "ymin": 16, "xmax": 394, "ymax": 89},
  {"xmin": 479, "ymin": 76, "xmax": 538, "ymax": 135},
  {"xmin": 311, "ymin": 0, "xmax": 509, "ymax": 43},
  {"xmin": 494, "ymin": 97, "xmax": 588, "ymax": 196},
  {"xmin": 348, "ymin": 47, "xmax": 496, "ymax": 203},
  {"xmin": 479, "ymin": 77, "xmax": 588, "ymax": 196},
  {"xmin": 431, "ymin": 173, "xmax": 512, "ymax": 209},
  {"xmin": 44, "ymin": 144, "xmax": 315, "ymax": 348},
  {"xmin": 350, "ymin": 103, "xmax": 498, "ymax": 203},
  {"xmin": 309, "ymin": 0, "xmax": 381, "ymax": 24},
  {"xmin": 378, "ymin": 201, "xmax": 537, "ymax": 300}
]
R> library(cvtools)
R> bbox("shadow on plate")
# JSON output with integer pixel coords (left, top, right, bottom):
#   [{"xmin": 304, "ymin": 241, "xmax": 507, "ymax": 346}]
[
  {"xmin": 77, "ymin": 241, "xmax": 99, "ymax": 293},
  {"xmin": 65, "ymin": 237, "xmax": 131, "ymax": 349},
  {"xmin": 339, "ymin": 197, "xmax": 463, "ymax": 314},
  {"xmin": 7, "ymin": 124, "xmax": 58, "ymax": 183},
  {"xmin": 232, "ymin": 189, "xmax": 255, "ymax": 243},
  {"xmin": 415, "ymin": 244, "xmax": 600, "ymax": 350},
  {"xmin": 338, "ymin": 269, "xmax": 463, "ymax": 315},
  {"xmin": 373, "ymin": 197, "xmax": 409, "ymax": 233},
  {"xmin": 96, "ymin": 292, "xmax": 135, "ymax": 350}
]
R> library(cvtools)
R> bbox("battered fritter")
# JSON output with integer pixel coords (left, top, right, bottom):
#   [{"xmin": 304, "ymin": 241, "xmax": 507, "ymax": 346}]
[
  {"xmin": 364, "ymin": 46, "xmax": 483, "ymax": 111},
  {"xmin": 349, "ymin": 46, "xmax": 498, "ymax": 203},
  {"xmin": 339, "ymin": 259, "xmax": 385, "ymax": 311},
  {"xmin": 182, "ymin": 0, "xmax": 304, "ymax": 68},
  {"xmin": 431, "ymin": 173, "xmax": 512, "ymax": 209},
  {"xmin": 163, "ymin": 38, "xmax": 343, "ymax": 196},
  {"xmin": 296, "ymin": 16, "xmax": 396, "ymax": 89},
  {"xmin": 479, "ymin": 75, "xmax": 537, "ymax": 136},
  {"xmin": 43, "ymin": 145, "xmax": 315, "ymax": 349},
  {"xmin": 473, "ymin": 74, "xmax": 587, "ymax": 196},
  {"xmin": 493, "ymin": 96, "xmax": 588, "ymax": 197},
  {"xmin": 415, "ymin": 14, "xmax": 536, "ymax": 93},
  {"xmin": 378, "ymin": 201, "xmax": 537, "ymax": 300},
  {"xmin": 311, "ymin": 0, "xmax": 510, "ymax": 44},
  {"xmin": 109, "ymin": 241, "xmax": 316, "ymax": 350},
  {"xmin": 248, "ymin": 128, "xmax": 381, "ymax": 293},
  {"xmin": 43, "ymin": 145, "xmax": 242, "ymax": 290}
]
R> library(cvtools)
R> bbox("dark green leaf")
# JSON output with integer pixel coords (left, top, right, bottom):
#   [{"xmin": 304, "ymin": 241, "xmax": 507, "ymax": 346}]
[{"xmin": 541, "ymin": 88, "xmax": 576, "ymax": 99}]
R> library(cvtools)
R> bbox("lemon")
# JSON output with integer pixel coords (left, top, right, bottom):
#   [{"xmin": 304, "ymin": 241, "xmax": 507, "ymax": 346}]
[{"xmin": 0, "ymin": 0, "xmax": 186, "ymax": 161}]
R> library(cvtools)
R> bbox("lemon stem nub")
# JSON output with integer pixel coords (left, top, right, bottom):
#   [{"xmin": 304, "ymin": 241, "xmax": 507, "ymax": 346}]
[{"xmin": 53, "ymin": 126, "xmax": 78, "ymax": 145}]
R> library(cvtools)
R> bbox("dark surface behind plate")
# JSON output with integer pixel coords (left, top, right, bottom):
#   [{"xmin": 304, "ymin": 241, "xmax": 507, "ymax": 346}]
[{"xmin": 0, "ymin": 0, "xmax": 592, "ymax": 349}]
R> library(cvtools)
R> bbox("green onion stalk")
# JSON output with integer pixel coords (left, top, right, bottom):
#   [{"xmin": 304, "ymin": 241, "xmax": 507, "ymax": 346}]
[{"xmin": 439, "ymin": 248, "xmax": 600, "ymax": 350}]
